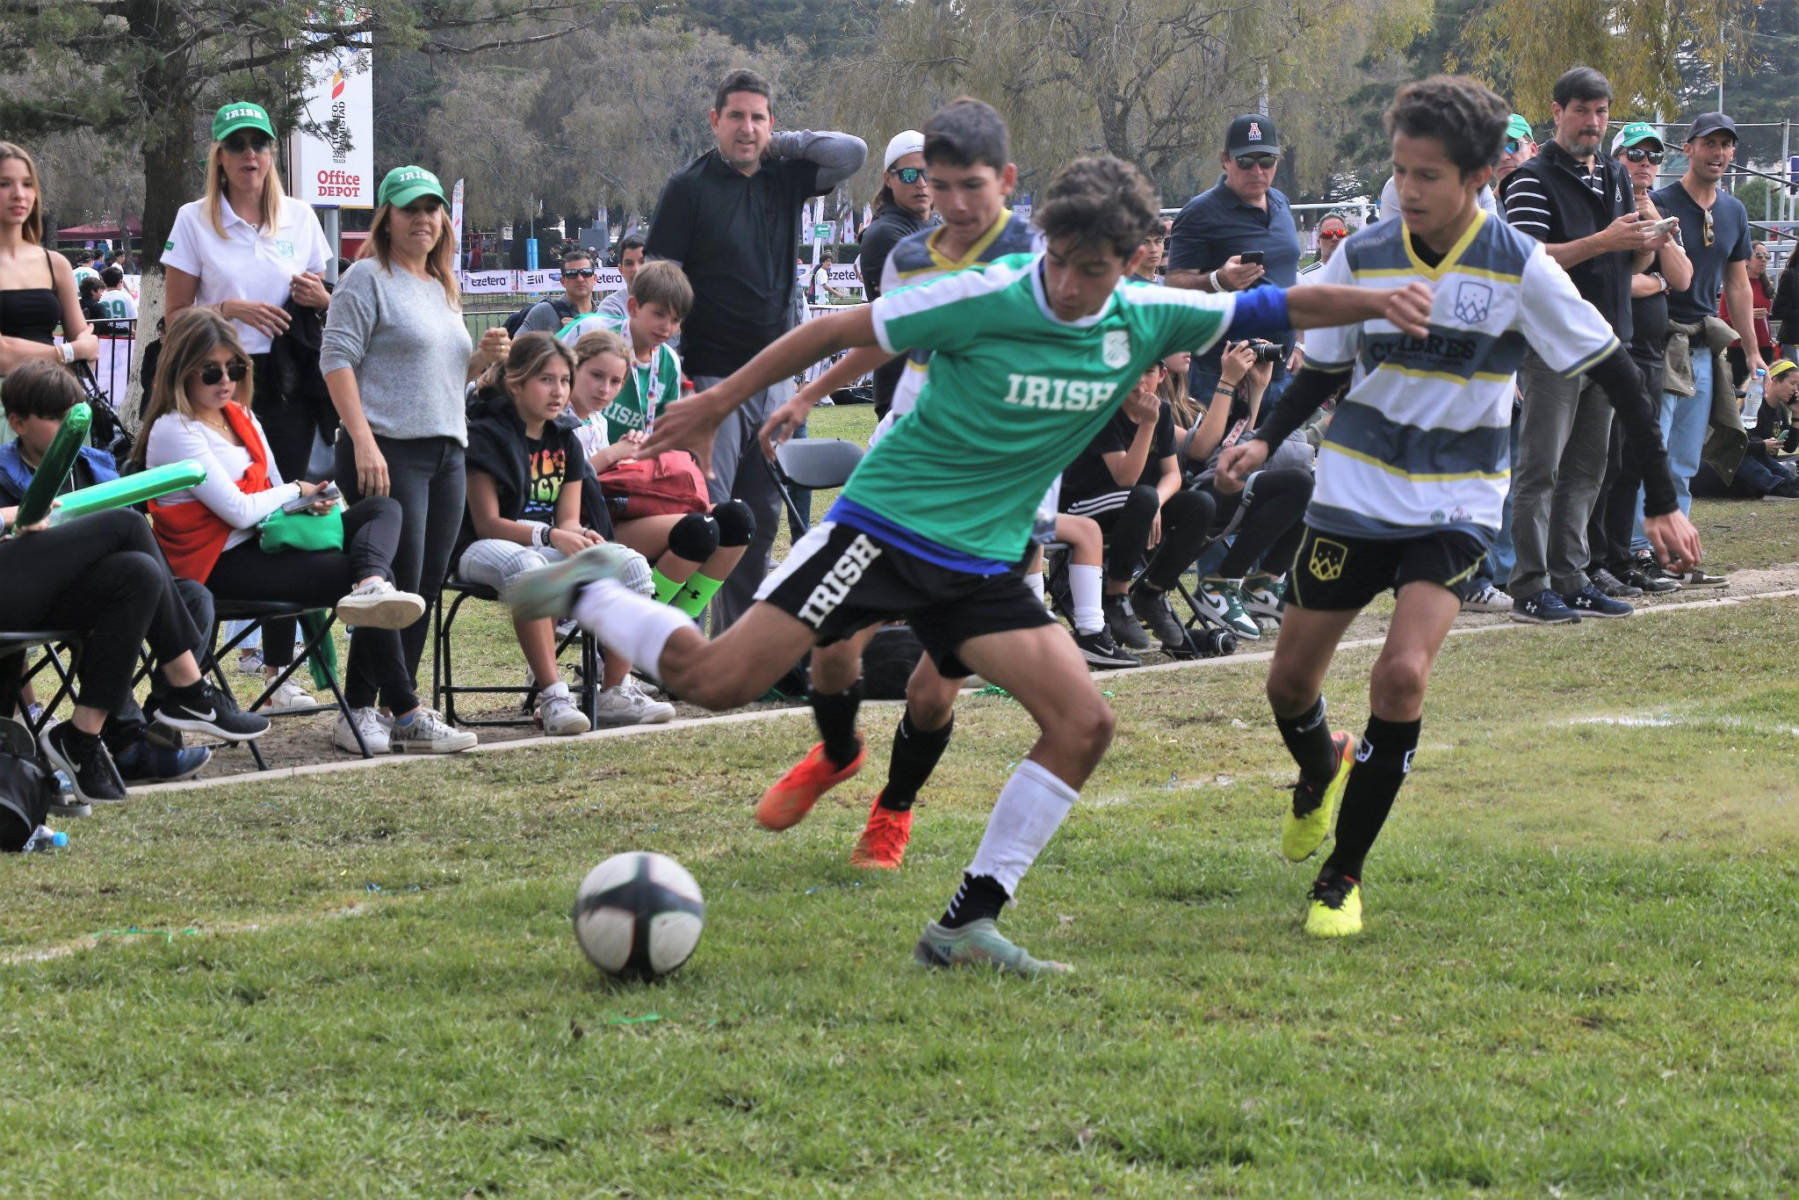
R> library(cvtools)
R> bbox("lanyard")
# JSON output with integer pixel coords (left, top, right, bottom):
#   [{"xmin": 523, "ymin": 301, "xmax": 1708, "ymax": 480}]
[{"xmin": 634, "ymin": 349, "xmax": 664, "ymax": 435}]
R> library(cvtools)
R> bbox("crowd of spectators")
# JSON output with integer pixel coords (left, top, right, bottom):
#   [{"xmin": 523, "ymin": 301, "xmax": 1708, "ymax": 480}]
[{"xmin": 3, "ymin": 60, "xmax": 1798, "ymax": 806}]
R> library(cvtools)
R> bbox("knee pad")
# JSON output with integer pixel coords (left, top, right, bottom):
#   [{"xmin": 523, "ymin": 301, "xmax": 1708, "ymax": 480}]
[
  {"xmin": 667, "ymin": 512, "xmax": 721, "ymax": 562},
  {"xmin": 711, "ymin": 498, "xmax": 755, "ymax": 547}
]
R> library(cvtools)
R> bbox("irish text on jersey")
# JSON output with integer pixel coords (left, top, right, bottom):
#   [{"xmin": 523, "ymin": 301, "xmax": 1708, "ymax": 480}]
[{"xmin": 1001, "ymin": 375, "xmax": 1120, "ymax": 412}]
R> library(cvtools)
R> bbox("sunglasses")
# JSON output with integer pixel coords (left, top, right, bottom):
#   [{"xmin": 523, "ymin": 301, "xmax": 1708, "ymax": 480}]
[
  {"xmin": 561, "ymin": 268, "xmax": 596, "ymax": 278},
  {"xmin": 1704, "ymin": 207, "xmax": 1715, "ymax": 247},
  {"xmin": 1235, "ymin": 154, "xmax": 1278, "ymax": 170},
  {"xmin": 222, "ymin": 133, "xmax": 273, "ymax": 155},
  {"xmin": 889, "ymin": 166, "xmax": 924, "ymax": 184},
  {"xmin": 1504, "ymin": 139, "xmax": 1523, "ymax": 155},
  {"xmin": 197, "ymin": 361, "xmax": 248, "ymax": 385},
  {"xmin": 1319, "ymin": 230, "xmax": 1347, "ymax": 240},
  {"xmin": 1624, "ymin": 147, "xmax": 1664, "ymax": 164}
]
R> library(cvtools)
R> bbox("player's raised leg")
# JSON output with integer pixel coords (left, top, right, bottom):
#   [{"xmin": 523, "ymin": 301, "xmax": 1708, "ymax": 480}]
[
  {"xmin": 1306, "ymin": 579, "xmax": 1460, "ymax": 937},
  {"xmin": 912, "ymin": 622, "xmax": 1113, "ymax": 976}
]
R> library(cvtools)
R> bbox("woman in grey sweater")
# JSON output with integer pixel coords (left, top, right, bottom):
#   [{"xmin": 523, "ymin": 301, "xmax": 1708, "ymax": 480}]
[{"xmin": 320, "ymin": 165, "xmax": 505, "ymax": 753}]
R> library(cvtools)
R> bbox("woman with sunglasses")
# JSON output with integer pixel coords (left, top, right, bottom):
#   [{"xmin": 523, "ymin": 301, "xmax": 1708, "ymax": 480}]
[
  {"xmin": 163, "ymin": 102, "xmax": 334, "ymax": 484},
  {"xmin": 136, "ymin": 308, "xmax": 429, "ymax": 754},
  {"xmin": 320, "ymin": 165, "xmax": 503, "ymax": 754},
  {"xmin": 855, "ymin": 130, "xmax": 932, "ymax": 417}
]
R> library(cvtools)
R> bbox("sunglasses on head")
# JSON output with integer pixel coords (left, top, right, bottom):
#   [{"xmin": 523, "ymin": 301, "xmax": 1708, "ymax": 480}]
[
  {"xmin": 222, "ymin": 132, "xmax": 272, "ymax": 155},
  {"xmin": 1624, "ymin": 147, "xmax": 1664, "ymax": 164},
  {"xmin": 1235, "ymin": 153, "xmax": 1278, "ymax": 171},
  {"xmin": 889, "ymin": 166, "xmax": 925, "ymax": 184},
  {"xmin": 197, "ymin": 361, "xmax": 248, "ymax": 386},
  {"xmin": 561, "ymin": 267, "xmax": 596, "ymax": 278}
]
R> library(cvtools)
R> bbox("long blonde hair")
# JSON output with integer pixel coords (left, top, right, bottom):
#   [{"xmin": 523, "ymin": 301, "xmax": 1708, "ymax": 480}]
[
  {"xmin": 360, "ymin": 199, "xmax": 461, "ymax": 309},
  {"xmin": 133, "ymin": 308, "xmax": 254, "ymax": 466},
  {"xmin": 0, "ymin": 142, "xmax": 44, "ymax": 244},
  {"xmin": 201, "ymin": 140, "xmax": 287, "ymax": 239}
]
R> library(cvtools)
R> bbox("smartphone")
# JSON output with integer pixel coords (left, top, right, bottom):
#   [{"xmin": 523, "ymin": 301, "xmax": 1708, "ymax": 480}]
[
  {"xmin": 1239, "ymin": 251, "xmax": 1265, "ymax": 266},
  {"xmin": 1650, "ymin": 216, "xmax": 1680, "ymax": 238},
  {"xmin": 283, "ymin": 482, "xmax": 340, "ymax": 514}
]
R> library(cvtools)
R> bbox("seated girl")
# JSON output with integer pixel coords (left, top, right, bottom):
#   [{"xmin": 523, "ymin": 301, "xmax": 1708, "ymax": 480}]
[
  {"xmin": 461, "ymin": 332, "xmax": 673, "ymax": 732},
  {"xmin": 1177, "ymin": 341, "xmax": 1315, "ymax": 640},
  {"xmin": 136, "ymin": 307, "xmax": 446, "ymax": 756},
  {"xmin": 567, "ymin": 329, "xmax": 753, "ymax": 620}
]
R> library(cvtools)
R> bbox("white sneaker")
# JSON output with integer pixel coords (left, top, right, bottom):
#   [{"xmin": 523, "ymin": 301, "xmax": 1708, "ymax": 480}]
[
  {"xmin": 622, "ymin": 677, "xmax": 675, "ymax": 721},
  {"xmin": 389, "ymin": 707, "xmax": 477, "ymax": 753},
  {"xmin": 263, "ymin": 678, "xmax": 316, "ymax": 710},
  {"xmin": 1461, "ymin": 583, "xmax": 1512, "ymax": 613},
  {"xmin": 334, "ymin": 706, "xmax": 391, "ymax": 754},
  {"xmin": 534, "ymin": 681, "xmax": 591, "ymax": 736},
  {"xmin": 336, "ymin": 579, "xmax": 428, "ymax": 630},
  {"xmin": 596, "ymin": 680, "xmax": 676, "ymax": 727}
]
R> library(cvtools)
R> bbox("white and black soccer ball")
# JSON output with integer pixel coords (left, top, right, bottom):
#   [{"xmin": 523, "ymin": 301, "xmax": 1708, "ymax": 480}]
[{"xmin": 572, "ymin": 852, "xmax": 705, "ymax": 981}]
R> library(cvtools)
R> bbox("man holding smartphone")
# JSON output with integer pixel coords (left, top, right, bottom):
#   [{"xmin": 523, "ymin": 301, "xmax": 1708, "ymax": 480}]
[
  {"xmin": 1498, "ymin": 66, "xmax": 1663, "ymax": 625},
  {"xmin": 1164, "ymin": 113, "xmax": 1304, "ymax": 402}
]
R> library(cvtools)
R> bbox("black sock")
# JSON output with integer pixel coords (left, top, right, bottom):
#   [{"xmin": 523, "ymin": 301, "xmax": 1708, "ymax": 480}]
[
  {"xmin": 167, "ymin": 679, "xmax": 209, "ymax": 708},
  {"xmin": 880, "ymin": 711, "xmax": 952, "ymax": 811},
  {"xmin": 1323, "ymin": 715, "xmax": 1421, "ymax": 880},
  {"xmin": 811, "ymin": 678, "xmax": 863, "ymax": 769},
  {"xmin": 56, "ymin": 723, "xmax": 102, "ymax": 751},
  {"xmin": 940, "ymin": 872, "xmax": 1009, "ymax": 928},
  {"xmin": 1275, "ymin": 695, "xmax": 1338, "ymax": 785}
]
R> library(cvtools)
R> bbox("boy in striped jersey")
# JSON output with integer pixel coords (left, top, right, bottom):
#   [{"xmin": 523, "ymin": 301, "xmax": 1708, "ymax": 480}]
[
  {"xmin": 1219, "ymin": 76, "xmax": 1702, "ymax": 939},
  {"xmin": 510, "ymin": 155, "xmax": 1435, "ymax": 976}
]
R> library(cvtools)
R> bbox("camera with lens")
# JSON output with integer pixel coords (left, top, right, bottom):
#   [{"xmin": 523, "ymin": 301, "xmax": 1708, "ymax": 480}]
[{"xmin": 1249, "ymin": 339, "xmax": 1283, "ymax": 364}]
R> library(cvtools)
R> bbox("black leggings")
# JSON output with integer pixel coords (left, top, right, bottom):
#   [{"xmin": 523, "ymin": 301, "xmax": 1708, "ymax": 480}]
[
  {"xmin": 1076, "ymin": 485, "xmax": 1217, "ymax": 591},
  {"xmin": 1202, "ymin": 467, "xmax": 1313, "ymax": 578},
  {"xmin": 0, "ymin": 510, "xmax": 201, "ymax": 713},
  {"xmin": 1589, "ymin": 360, "xmax": 1662, "ymax": 573},
  {"xmin": 206, "ymin": 496, "xmax": 414, "ymax": 711}
]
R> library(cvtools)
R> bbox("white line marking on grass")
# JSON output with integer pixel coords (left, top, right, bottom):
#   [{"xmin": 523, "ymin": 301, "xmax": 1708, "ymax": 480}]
[
  {"xmin": 0, "ymin": 903, "xmax": 373, "ymax": 967},
  {"xmin": 1567, "ymin": 714, "xmax": 1799, "ymax": 737},
  {"xmin": 130, "ymin": 587, "xmax": 1799, "ymax": 797}
]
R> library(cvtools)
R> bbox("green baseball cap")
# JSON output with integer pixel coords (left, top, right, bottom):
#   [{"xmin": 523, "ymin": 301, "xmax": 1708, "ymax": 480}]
[
  {"xmin": 1612, "ymin": 121, "xmax": 1663, "ymax": 153},
  {"xmin": 213, "ymin": 101, "xmax": 275, "ymax": 143},
  {"xmin": 1506, "ymin": 113, "xmax": 1534, "ymax": 143},
  {"xmin": 377, "ymin": 165, "xmax": 447, "ymax": 209}
]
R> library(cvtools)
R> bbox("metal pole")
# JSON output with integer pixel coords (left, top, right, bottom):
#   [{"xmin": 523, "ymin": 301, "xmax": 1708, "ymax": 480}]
[
  {"xmin": 319, "ymin": 208, "xmax": 340, "ymax": 284},
  {"xmin": 1784, "ymin": 120, "xmax": 1793, "ymax": 233}
]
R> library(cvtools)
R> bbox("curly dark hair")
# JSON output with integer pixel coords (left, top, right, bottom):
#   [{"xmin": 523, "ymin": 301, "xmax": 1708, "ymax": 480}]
[
  {"xmin": 1384, "ymin": 75, "xmax": 1510, "ymax": 178},
  {"xmin": 1033, "ymin": 156, "xmax": 1161, "ymax": 259}
]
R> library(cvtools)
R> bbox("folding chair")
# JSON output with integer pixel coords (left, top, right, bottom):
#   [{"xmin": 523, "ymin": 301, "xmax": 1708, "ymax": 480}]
[
  {"xmin": 208, "ymin": 600, "xmax": 372, "ymax": 766},
  {"xmin": 430, "ymin": 576, "xmax": 602, "ymax": 728},
  {"xmin": 767, "ymin": 437, "xmax": 864, "ymax": 535},
  {"xmin": 0, "ymin": 632, "xmax": 80, "ymax": 740}
]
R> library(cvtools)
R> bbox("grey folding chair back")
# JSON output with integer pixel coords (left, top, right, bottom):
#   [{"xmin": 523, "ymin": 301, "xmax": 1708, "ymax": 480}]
[{"xmin": 769, "ymin": 438, "xmax": 864, "ymax": 535}]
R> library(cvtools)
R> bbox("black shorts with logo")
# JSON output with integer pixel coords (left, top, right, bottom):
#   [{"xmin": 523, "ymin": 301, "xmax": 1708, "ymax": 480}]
[
  {"xmin": 755, "ymin": 521, "xmax": 1054, "ymax": 678},
  {"xmin": 1288, "ymin": 524, "xmax": 1488, "ymax": 612}
]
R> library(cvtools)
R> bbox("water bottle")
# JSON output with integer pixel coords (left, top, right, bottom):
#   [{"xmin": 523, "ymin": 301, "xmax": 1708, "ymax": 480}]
[
  {"xmin": 1744, "ymin": 368, "xmax": 1766, "ymax": 425},
  {"xmin": 22, "ymin": 825, "xmax": 67, "ymax": 852}
]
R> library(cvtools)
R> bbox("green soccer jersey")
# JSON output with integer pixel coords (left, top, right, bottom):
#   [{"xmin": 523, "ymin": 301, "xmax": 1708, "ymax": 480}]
[
  {"xmin": 556, "ymin": 312, "xmax": 683, "ymax": 442},
  {"xmin": 853, "ymin": 252, "xmax": 1234, "ymax": 562}
]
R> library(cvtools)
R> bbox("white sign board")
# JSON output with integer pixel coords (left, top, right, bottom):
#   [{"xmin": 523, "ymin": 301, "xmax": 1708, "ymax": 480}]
[{"xmin": 291, "ymin": 12, "xmax": 375, "ymax": 208}]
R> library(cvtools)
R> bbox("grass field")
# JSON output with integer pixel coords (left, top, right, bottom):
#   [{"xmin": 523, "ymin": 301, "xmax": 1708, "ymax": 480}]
[{"xmin": 7, "ymin": 401, "xmax": 1799, "ymax": 1195}]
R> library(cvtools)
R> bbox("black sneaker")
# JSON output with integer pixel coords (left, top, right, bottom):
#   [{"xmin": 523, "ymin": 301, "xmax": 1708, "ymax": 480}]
[
  {"xmin": 1631, "ymin": 553, "xmax": 1681, "ymax": 592},
  {"xmin": 1589, "ymin": 567, "xmax": 1643, "ymax": 599},
  {"xmin": 1073, "ymin": 628, "xmax": 1139, "ymax": 669},
  {"xmin": 1565, "ymin": 583, "xmax": 1633, "ymax": 618},
  {"xmin": 41, "ymin": 722, "xmax": 126, "ymax": 806},
  {"xmin": 155, "ymin": 683, "xmax": 272, "ymax": 741},
  {"xmin": 1511, "ymin": 588, "xmax": 1580, "ymax": 625},
  {"xmin": 1128, "ymin": 581, "xmax": 1190, "ymax": 650},
  {"xmin": 1102, "ymin": 594, "xmax": 1150, "ymax": 650},
  {"xmin": 1620, "ymin": 565, "xmax": 1679, "ymax": 594},
  {"xmin": 1676, "ymin": 567, "xmax": 1728, "ymax": 588}
]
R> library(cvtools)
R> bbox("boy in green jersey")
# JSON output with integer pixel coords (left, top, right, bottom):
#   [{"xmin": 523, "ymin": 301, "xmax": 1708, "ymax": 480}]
[{"xmin": 509, "ymin": 155, "xmax": 1434, "ymax": 975}]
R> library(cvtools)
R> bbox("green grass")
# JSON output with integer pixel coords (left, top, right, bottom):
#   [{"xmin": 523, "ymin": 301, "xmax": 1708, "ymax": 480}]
[{"xmin": 6, "ymin": 570, "xmax": 1799, "ymax": 1194}]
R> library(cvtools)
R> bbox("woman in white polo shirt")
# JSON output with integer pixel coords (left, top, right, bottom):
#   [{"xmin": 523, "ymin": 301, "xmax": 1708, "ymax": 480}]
[{"xmin": 163, "ymin": 101, "xmax": 333, "ymax": 484}]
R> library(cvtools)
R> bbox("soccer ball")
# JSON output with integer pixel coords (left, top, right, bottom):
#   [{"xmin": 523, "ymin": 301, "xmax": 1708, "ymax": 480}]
[{"xmin": 571, "ymin": 852, "xmax": 706, "ymax": 981}]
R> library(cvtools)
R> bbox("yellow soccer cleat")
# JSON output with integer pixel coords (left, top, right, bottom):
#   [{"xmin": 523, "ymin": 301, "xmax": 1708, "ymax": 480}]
[
  {"xmin": 1304, "ymin": 868, "xmax": 1363, "ymax": 938},
  {"xmin": 1281, "ymin": 731, "xmax": 1357, "ymax": 862}
]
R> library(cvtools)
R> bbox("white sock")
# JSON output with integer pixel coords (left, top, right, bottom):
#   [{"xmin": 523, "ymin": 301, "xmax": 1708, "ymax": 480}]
[
  {"xmin": 968, "ymin": 758, "xmax": 1078, "ymax": 896},
  {"xmin": 1023, "ymin": 571, "xmax": 1045, "ymax": 603},
  {"xmin": 572, "ymin": 578, "xmax": 695, "ymax": 676},
  {"xmin": 1069, "ymin": 563, "xmax": 1104, "ymax": 635}
]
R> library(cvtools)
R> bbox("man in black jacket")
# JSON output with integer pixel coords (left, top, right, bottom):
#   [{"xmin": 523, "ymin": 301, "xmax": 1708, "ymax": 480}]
[{"xmin": 1499, "ymin": 66, "xmax": 1663, "ymax": 625}]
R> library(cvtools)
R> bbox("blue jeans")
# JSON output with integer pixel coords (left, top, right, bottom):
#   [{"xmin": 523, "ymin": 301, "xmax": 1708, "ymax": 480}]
[{"xmin": 1633, "ymin": 349, "xmax": 1710, "ymax": 554}]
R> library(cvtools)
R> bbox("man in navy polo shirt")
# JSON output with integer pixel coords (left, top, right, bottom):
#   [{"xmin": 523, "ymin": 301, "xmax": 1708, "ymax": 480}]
[{"xmin": 1165, "ymin": 113, "xmax": 1303, "ymax": 401}]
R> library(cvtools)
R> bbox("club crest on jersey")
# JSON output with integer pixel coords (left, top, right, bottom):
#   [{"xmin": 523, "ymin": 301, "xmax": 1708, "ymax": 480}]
[
  {"xmin": 1452, "ymin": 281, "xmax": 1493, "ymax": 324},
  {"xmin": 1103, "ymin": 330, "xmax": 1131, "ymax": 369},
  {"xmin": 1308, "ymin": 537, "xmax": 1348, "ymax": 582}
]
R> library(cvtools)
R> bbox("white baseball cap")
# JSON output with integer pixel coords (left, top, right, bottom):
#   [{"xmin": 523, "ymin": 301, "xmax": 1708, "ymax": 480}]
[{"xmin": 883, "ymin": 130, "xmax": 925, "ymax": 172}]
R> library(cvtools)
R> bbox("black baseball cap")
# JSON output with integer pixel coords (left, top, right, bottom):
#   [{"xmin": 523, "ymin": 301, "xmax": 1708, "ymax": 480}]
[
  {"xmin": 1686, "ymin": 112, "xmax": 1738, "ymax": 143},
  {"xmin": 1225, "ymin": 114, "xmax": 1280, "ymax": 158}
]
